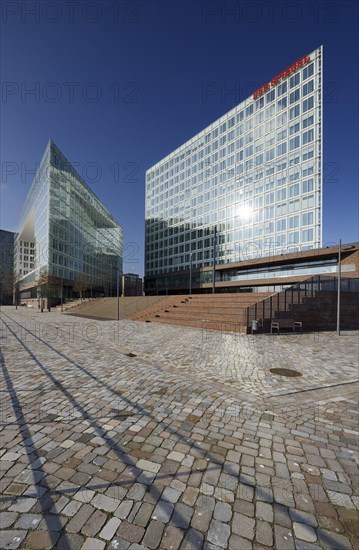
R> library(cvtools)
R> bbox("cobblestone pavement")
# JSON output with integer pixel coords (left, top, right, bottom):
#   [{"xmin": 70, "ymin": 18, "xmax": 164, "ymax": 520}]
[{"xmin": 0, "ymin": 307, "xmax": 358, "ymax": 550}]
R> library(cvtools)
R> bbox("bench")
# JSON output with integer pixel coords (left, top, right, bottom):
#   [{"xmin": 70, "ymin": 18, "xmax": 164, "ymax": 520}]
[{"xmin": 270, "ymin": 320, "xmax": 302, "ymax": 334}]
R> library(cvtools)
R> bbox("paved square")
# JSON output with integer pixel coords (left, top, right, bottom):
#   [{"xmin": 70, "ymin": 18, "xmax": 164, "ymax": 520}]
[{"xmin": 0, "ymin": 307, "xmax": 358, "ymax": 549}]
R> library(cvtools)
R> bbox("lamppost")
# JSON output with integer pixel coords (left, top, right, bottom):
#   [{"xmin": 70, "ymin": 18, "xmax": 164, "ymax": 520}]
[
  {"xmin": 336, "ymin": 241, "xmax": 355, "ymax": 336},
  {"xmin": 189, "ymin": 252, "xmax": 192, "ymax": 295},
  {"xmin": 212, "ymin": 226, "xmax": 217, "ymax": 294},
  {"xmin": 60, "ymin": 278, "xmax": 64, "ymax": 313},
  {"xmin": 117, "ymin": 263, "xmax": 120, "ymax": 322},
  {"xmin": 112, "ymin": 260, "xmax": 120, "ymax": 321}
]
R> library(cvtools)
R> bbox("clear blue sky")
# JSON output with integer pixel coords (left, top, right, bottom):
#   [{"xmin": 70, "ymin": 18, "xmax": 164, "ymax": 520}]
[{"xmin": 1, "ymin": 0, "xmax": 358, "ymax": 276}]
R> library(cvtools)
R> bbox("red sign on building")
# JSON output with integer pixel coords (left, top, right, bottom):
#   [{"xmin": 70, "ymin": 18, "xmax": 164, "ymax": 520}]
[{"xmin": 253, "ymin": 54, "xmax": 311, "ymax": 100}]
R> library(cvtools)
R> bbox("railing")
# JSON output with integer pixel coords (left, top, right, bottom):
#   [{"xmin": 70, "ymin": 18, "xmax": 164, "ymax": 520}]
[{"xmin": 244, "ymin": 275, "xmax": 359, "ymax": 329}]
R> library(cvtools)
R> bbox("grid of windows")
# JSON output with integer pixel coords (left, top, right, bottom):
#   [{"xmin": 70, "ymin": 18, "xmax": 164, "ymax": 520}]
[
  {"xmin": 14, "ymin": 240, "xmax": 35, "ymax": 275},
  {"xmin": 15, "ymin": 141, "xmax": 123, "ymax": 294},
  {"xmin": 145, "ymin": 47, "xmax": 322, "ymax": 277}
]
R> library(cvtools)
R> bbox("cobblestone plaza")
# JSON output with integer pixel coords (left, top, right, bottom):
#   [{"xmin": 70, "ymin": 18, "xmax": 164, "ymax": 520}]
[{"xmin": 0, "ymin": 308, "xmax": 358, "ymax": 549}]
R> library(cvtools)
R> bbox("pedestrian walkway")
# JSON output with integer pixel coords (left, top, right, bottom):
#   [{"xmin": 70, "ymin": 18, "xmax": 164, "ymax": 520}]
[{"xmin": 0, "ymin": 307, "xmax": 358, "ymax": 549}]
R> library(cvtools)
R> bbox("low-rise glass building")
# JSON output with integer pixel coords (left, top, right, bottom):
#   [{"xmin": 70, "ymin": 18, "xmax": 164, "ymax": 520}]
[{"xmin": 15, "ymin": 140, "xmax": 123, "ymax": 303}]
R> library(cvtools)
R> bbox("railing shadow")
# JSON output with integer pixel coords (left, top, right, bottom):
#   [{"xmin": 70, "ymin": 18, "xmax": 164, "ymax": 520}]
[{"xmin": 0, "ymin": 346, "xmax": 70, "ymax": 547}]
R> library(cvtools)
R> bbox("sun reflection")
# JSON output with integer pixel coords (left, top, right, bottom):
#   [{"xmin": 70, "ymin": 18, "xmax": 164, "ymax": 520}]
[{"xmin": 235, "ymin": 204, "xmax": 253, "ymax": 220}]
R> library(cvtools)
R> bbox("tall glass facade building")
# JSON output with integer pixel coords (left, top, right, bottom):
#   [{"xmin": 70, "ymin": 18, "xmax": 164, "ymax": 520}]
[
  {"xmin": 15, "ymin": 140, "xmax": 123, "ymax": 300},
  {"xmin": 145, "ymin": 47, "xmax": 322, "ymax": 291}
]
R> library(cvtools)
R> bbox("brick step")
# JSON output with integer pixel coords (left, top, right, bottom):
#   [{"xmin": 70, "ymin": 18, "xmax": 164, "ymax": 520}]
[
  {"xmin": 152, "ymin": 312, "xmax": 246, "ymax": 322},
  {"xmin": 169, "ymin": 303, "xmax": 262, "ymax": 312},
  {"xmin": 186, "ymin": 294, "xmax": 272, "ymax": 303},
  {"xmin": 147, "ymin": 316, "xmax": 247, "ymax": 332}
]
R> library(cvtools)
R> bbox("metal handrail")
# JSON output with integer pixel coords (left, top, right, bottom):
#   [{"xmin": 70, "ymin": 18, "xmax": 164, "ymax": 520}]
[{"xmin": 244, "ymin": 275, "xmax": 359, "ymax": 327}]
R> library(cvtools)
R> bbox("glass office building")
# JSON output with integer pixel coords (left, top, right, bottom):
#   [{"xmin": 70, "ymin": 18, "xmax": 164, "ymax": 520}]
[
  {"xmin": 145, "ymin": 47, "xmax": 322, "ymax": 291},
  {"xmin": 15, "ymin": 140, "xmax": 123, "ymax": 301}
]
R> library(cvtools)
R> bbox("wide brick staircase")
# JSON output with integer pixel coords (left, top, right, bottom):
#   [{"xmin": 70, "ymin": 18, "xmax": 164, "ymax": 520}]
[
  {"xmin": 63, "ymin": 276, "xmax": 359, "ymax": 333},
  {"xmin": 64, "ymin": 296, "xmax": 168, "ymax": 320},
  {"xmin": 130, "ymin": 293, "xmax": 273, "ymax": 332}
]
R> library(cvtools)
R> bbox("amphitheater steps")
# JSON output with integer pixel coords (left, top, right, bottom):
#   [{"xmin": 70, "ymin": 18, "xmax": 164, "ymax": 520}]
[{"xmin": 131, "ymin": 292, "xmax": 273, "ymax": 333}]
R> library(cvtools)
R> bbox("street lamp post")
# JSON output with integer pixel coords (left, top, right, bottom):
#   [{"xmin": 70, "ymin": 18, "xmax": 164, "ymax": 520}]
[
  {"xmin": 61, "ymin": 278, "xmax": 64, "ymax": 313},
  {"xmin": 189, "ymin": 252, "xmax": 192, "ymax": 295},
  {"xmin": 336, "ymin": 239, "xmax": 341, "ymax": 336},
  {"xmin": 212, "ymin": 226, "xmax": 217, "ymax": 294},
  {"xmin": 112, "ymin": 261, "xmax": 120, "ymax": 321},
  {"xmin": 116, "ymin": 262, "xmax": 120, "ymax": 322}
]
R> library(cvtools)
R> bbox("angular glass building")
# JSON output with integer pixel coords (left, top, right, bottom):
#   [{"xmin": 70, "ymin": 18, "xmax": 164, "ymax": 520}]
[
  {"xmin": 145, "ymin": 47, "xmax": 322, "ymax": 293},
  {"xmin": 15, "ymin": 140, "xmax": 123, "ymax": 302}
]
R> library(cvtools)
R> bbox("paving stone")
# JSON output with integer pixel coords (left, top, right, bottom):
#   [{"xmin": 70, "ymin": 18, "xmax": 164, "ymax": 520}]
[
  {"xmin": 127, "ymin": 483, "xmax": 147, "ymax": 501},
  {"xmin": 160, "ymin": 524, "xmax": 184, "ymax": 549},
  {"xmin": 66, "ymin": 504, "xmax": 94, "ymax": 533},
  {"xmin": 152, "ymin": 500, "xmax": 174, "ymax": 523},
  {"xmin": 80, "ymin": 537, "xmax": 106, "ymax": 549},
  {"xmin": 0, "ymin": 530, "xmax": 27, "ymax": 549},
  {"xmin": 26, "ymin": 530, "xmax": 60, "ymax": 549},
  {"xmin": 327, "ymin": 491, "xmax": 356, "ymax": 509},
  {"xmin": 207, "ymin": 519, "xmax": 231, "ymax": 548},
  {"xmin": 128, "ymin": 502, "xmax": 142, "ymax": 523},
  {"xmin": 171, "ymin": 502, "xmax": 193, "ymax": 529},
  {"xmin": 256, "ymin": 520, "xmax": 273, "ymax": 546},
  {"xmin": 182, "ymin": 487, "xmax": 199, "ymax": 506},
  {"xmin": 57, "ymin": 533, "xmax": 85, "ymax": 549},
  {"xmin": 181, "ymin": 528, "xmax": 204, "ymax": 549},
  {"xmin": 161, "ymin": 486, "xmax": 182, "ymax": 503},
  {"xmin": 274, "ymin": 525, "xmax": 295, "ymax": 549},
  {"xmin": 115, "ymin": 501, "xmax": 134, "ymax": 520},
  {"xmin": 256, "ymin": 501, "xmax": 273, "ymax": 523},
  {"xmin": 38, "ymin": 514, "xmax": 68, "ymax": 532},
  {"xmin": 134, "ymin": 502, "xmax": 154, "ymax": 527},
  {"xmin": 232, "ymin": 512, "xmax": 255, "ymax": 540},
  {"xmin": 228, "ymin": 534, "xmax": 252, "ymax": 549},
  {"xmin": 62, "ymin": 500, "xmax": 83, "ymax": 517},
  {"xmin": 0, "ymin": 511, "xmax": 18, "ymax": 528},
  {"xmin": 81, "ymin": 510, "xmax": 107, "ymax": 537},
  {"xmin": 294, "ymin": 542, "xmax": 322, "ymax": 550},
  {"xmin": 91, "ymin": 494, "xmax": 118, "ymax": 512},
  {"xmin": 289, "ymin": 509, "xmax": 317, "ymax": 527},
  {"xmin": 167, "ymin": 451, "xmax": 185, "ymax": 462},
  {"xmin": 191, "ymin": 507, "xmax": 212, "ymax": 532},
  {"xmin": 317, "ymin": 529, "xmax": 353, "ymax": 550},
  {"xmin": 142, "ymin": 519, "xmax": 164, "ymax": 548},
  {"xmin": 2, "ymin": 453, "xmax": 21, "ymax": 462},
  {"xmin": 213, "ymin": 501, "xmax": 232, "ymax": 522},
  {"xmin": 8, "ymin": 498, "xmax": 37, "ymax": 513},
  {"xmin": 99, "ymin": 517, "xmax": 122, "ymax": 540},
  {"xmin": 116, "ymin": 521, "xmax": 145, "ymax": 543},
  {"xmin": 136, "ymin": 460, "xmax": 161, "ymax": 473},
  {"xmin": 196, "ymin": 495, "xmax": 215, "ymax": 511},
  {"xmin": 107, "ymin": 538, "xmax": 130, "ymax": 550},
  {"xmin": 293, "ymin": 522, "xmax": 317, "ymax": 543}
]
